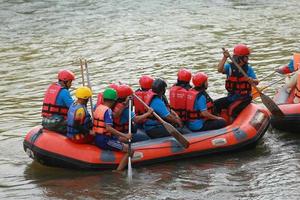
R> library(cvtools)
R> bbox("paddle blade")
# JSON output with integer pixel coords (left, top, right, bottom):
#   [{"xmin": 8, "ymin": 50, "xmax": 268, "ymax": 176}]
[
  {"xmin": 163, "ymin": 122, "xmax": 190, "ymax": 148},
  {"xmin": 260, "ymin": 92, "xmax": 284, "ymax": 117}
]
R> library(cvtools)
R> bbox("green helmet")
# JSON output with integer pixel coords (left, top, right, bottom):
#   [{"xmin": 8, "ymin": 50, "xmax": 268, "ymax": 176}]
[{"xmin": 103, "ymin": 88, "xmax": 118, "ymax": 101}]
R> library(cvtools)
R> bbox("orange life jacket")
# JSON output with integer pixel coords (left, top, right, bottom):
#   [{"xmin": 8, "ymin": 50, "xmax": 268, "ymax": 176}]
[
  {"xmin": 186, "ymin": 88, "xmax": 214, "ymax": 120},
  {"xmin": 41, "ymin": 83, "xmax": 69, "ymax": 119},
  {"xmin": 93, "ymin": 104, "xmax": 110, "ymax": 136},
  {"xmin": 169, "ymin": 85, "xmax": 188, "ymax": 121},
  {"xmin": 293, "ymin": 53, "xmax": 300, "ymax": 71},
  {"xmin": 134, "ymin": 89, "xmax": 149, "ymax": 115},
  {"xmin": 225, "ymin": 63, "xmax": 252, "ymax": 95},
  {"xmin": 112, "ymin": 102, "xmax": 128, "ymax": 132}
]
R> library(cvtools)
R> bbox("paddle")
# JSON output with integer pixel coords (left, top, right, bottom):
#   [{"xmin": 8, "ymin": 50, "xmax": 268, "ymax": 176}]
[
  {"xmin": 133, "ymin": 93, "xmax": 190, "ymax": 148},
  {"xmin": 127, "ymin": 96, "xmax": 133, "ymax": 182},
  {"xmin": 252, "ymin": 76, "xmax": 286, "ymax": 99},
  {"xmin": 84, "ymin": 59, "xmax": 94, "ymax": 119},
  {"xmin": 222, "ymin": 48, "xmax": 284, "ymax": 117},
  {"xmin": 79, "ymin": 59, "xmax": 85, "ymax": 86}
]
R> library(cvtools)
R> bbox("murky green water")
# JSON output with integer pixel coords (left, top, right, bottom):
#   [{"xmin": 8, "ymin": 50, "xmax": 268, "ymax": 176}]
[{"xmin": 0, "ymin": 0, "xmax": 300, "ymax": 199}]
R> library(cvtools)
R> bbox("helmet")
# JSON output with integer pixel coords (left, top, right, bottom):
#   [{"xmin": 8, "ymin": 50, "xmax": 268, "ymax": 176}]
[
  {"xmin": 117, "ymin": 84, "xmax": 133, "ymax": 98},
  {"xmin": 177, "ymin": 68, "xmax": 192, "ymax": 82},
  {"xmin": 139, "ymin": 75, "xmax": 154, "ymax": 90},
  {"xmin": 108, "ymin": 83, "xmax": 119, "ymax": 91},
  {"xmin": 152, "ymin": 78, "xmax": 167, "ymax": 94},
  {"xmin": 75, "ymin": 86, "xmax": 92, "ymax": 99},
  {"xmin": 103, "ymin": 88, "xmax": 118, "ymax": 101},
  {"xmin": 192, "ymin": 72, "xmax": 208, "ymax": 87},
  {"xmin": 58, "ymin": 69, "xmax": 75, "ymax": 81},
  {"xmin": 233, "ymin": 44, "xmax": 251, "ymax": 56}
]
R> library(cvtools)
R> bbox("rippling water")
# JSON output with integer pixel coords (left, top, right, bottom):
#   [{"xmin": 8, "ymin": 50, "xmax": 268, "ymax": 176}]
[{"xmin": 0, "ymin": 0, "xmax": 300, "ymax": 199}]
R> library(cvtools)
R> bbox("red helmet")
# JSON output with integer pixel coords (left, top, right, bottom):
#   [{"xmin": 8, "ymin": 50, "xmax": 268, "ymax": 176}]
[
  {"xmin": 58, "ymin": 69, "xmax": 75, "ymax": 81},
  {"xmin": 117, "ymin": 84, "xmax": 133, "ymax": 98},
  {"xmin": 177, "ymin": 68, "xmax": 192, "ymax": 82},
  {"xmin": 192, "ymin": 72, "xmax": 208, "ymax": 87},
  {"xmin": 139, "ymin": 75, "xmax": 154, "ymax": 90},
  {"xmin": 108, "ymin": 83, "xmax": 119, "ymax": 91},
  {"xmin": 233, "ymin": 44, "xmax": 251, "ymax": 56}
]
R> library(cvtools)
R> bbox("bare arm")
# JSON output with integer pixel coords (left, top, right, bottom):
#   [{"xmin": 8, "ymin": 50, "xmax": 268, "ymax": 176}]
[
  {"xmin": 134, "ymin": 108, "xmax": 153, "ymax": 124},
  {"xmin": 106, "ymin": 124, "xmax": 131, "ymax": 141},
  {"xmin": 165, "ymin": 113, "xmax": 183, "ymax": 127},
  {"xmin": 217, "ymin": 49, "xmax": 230, "ymax": 73},
  {"xmin": 201, "ymin": 110, "xmax": 224, "ymax": 120}
]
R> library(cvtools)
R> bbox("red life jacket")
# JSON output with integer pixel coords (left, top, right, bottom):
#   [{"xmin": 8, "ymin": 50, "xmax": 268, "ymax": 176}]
[
  {"xmin": 225, "ymin": 63, "xmax": 252, "ymax": 95},
  {"xmin": 112, "ymin": 102, "xmax": 128, "ymax": 132},
  {"xmin": 41, "ymin": 83, "xmax": 69, "ymax": 119},
  {"xmin": 169, "ymin": 85, "xmax": 188, "ymax": 121},
  {"xmin": 186, "ymin": 88, "xmax": 214, "ymax": 120},
  {"xmin": 134, "ymin": 89, "xmax": 149, "ymax": 115},
  {"xmin": 96, "ymin": 92, "xmax": 103, "ymax": 108}
]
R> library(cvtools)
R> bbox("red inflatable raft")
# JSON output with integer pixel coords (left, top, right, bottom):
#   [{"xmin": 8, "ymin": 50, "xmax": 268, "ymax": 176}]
[
  {"xmin": 24, "ymin": 103, "xmax": 270, "ymax": 170},
  {"xmin": 271, "ymin": 86, "xmax": 300, "ymax": 132}
]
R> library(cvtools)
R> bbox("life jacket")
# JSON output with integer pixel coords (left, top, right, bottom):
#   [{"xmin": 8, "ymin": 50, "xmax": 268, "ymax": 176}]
[
  {"xmin": 41, "ymin": 83, "xmax": 69, "ymax": 119},
  {"xmin": 96, "ymin": 92, "xmax": 103, "ymax": 108},
  {"xmin": 225, "ymin": 63, "xmax": 252, "ymax": 95},
  {"xmin": 293, "ymin": 53, "xmax": 300, "ymax": 71},
  {"xmin": 67, "ymin": 103, "xmax": 92, "ymax": 137},
  {"xmin": 134, "ymin": 89, "xmax": 149, "ymax": 115},
  {"xmin": 93, "ymin": 104, "xmax": 111, "ymax": 136},
  {"xmin": 112, "ymin": 102, "xmax": 128, "ymax": 132},
  {"xmin": 186, "ymin": 88, "xmax": 214, "ymax": 120},
  {"xmin": 169, "ymin": 85, "xmax": 188, "ymax": 121},
  {"xmin": 294, "ymin": 72, "xmax": 300, "ymax": 99}
]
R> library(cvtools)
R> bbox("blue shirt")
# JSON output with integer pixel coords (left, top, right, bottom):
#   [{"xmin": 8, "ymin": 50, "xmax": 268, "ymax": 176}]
[
  {"xmin": 224, "ymin": 63, "xmax": 257, "ymax": 101},
  {"xmin": 144, "ymin": 96, "xmax": 170, "ymax": 131},
  {"xmin": 104, "ymin": 109, "xmax": 113, "ymax": 125},
  {"xmin": 187, "ymin": 94, "xmax": 207, "ymax": 131},
  {"xmin": 56, "ymin": 87, "xmax": 74, "ymax": 108},
  {"xmin": 120, "ymin": 107, "xmax": 135, "ymax": 124},
  {"xmin": 287, "ymin": 58, "xmax": 294, "ymax": 72}
]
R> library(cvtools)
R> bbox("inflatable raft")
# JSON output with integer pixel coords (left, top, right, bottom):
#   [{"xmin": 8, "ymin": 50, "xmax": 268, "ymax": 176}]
[
  {"xmin": 24, "ymin": 103, "xmax": 270, "ymax": 170},
  {"xmin": 270, "ymin": 87, "xmax": 300, "ymax": 132}
]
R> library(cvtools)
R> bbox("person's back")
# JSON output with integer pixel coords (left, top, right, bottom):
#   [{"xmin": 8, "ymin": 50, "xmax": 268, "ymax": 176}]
[
  {"xmin": 66, "ymin": 86, "xmax": 94, "ymax": 143},
  {"xmin": 42, "ymin": 69, "xmax": 75, "ymax": 134},
  {"xmin": 169, "ymin": 68, "xmax": 192, "ymax": 122}
]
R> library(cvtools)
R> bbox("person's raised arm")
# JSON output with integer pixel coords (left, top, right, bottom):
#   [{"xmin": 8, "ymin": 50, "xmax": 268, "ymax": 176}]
[{"xmin": 217, "ymin": 49, "xmax": 230, "ymax": 73}]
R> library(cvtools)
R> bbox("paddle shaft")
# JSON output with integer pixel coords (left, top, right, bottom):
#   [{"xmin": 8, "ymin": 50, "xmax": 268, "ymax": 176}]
[
  {"xmin": 79, "ymin": 59, "xmax": 85, "ymax": 86},
  {"xmin": 252, "ymin": 76, "xmax": 286, "ymax": 97},
  {"xmin": 84, "ymin": 59, "xmax": 94, "ymax": 119},
  {"xmin": 127, "ymin": 97, "xmax": 132, "ymax": 180}
]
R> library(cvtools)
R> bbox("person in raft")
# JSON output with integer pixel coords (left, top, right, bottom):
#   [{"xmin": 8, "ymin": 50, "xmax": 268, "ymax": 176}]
[
  {"xmin": 143, "ymin": 78, "xmax": 184, "ymax": 139},
  {"xmin": 113, "ymin": 84, "xmax": 153, "ymax": 142},
  {"xmin": 41, "ymin": 69, "xmax": 75, "ymax": 134},
  {"xmin": 134, "ymin": 75, "xmax": 154, "ymax": 116},
  {"xmin": 186, "ymin": 72, "xmax": 227, "ymax": 131},
  {"xmin": 275, "ymin": 53, "xmax": 300, "ymax": 103},
  {"xmin": 93, "ymin": 88, "xmax": 132, "ymax": 171},
  {"xmin": 214, "ymin": 44, "xmax": 259, "ymax": 119},
  {"xmin": 66, "ymin": 86, "xmax": 94, "ymax": 143},
  {"xmin": 169, "ymin": 68, "xmax": 192, "ymax": 122}
]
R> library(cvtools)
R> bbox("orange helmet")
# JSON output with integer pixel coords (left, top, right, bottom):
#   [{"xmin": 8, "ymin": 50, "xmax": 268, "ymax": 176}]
[
  {"xmin": 117, "ymin": 84, "xmax": 133, "ymax": 98},
  {"xmin": 139, "ymin": 75, "xmax": 154, "ymax": 90},
  {"xmin": 58, "ymin": 70, "xmax": 75, "ymax": 81},
  {"xmin": 192, "ymin": 72, "xmax": 208, "ymax": 87},
  {"xmin": 233, "ymin": 44, "xmax": 251, "ymax": 56},
  {"xmin": 177, "ymin": 68, "xmax": 192, "ymax": 82}
]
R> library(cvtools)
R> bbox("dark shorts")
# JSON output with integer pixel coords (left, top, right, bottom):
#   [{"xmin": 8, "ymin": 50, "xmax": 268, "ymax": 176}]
[{"xmin": 95, "ymin": 135, "xmax": 123, "ymax": 151}]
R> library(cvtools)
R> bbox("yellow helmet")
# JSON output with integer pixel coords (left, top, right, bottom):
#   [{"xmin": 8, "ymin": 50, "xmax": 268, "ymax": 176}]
[{"xmin": 75, "ymin": 86, "xmax": 92, "ymax": 99}]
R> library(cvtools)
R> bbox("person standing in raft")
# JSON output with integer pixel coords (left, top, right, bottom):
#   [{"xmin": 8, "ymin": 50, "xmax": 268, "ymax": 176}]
[
  {"xmin": 93, "ymin": 88, "xmax": 132, "ymax": 171},
  {"xmin": 186, "ymin": 72, "xmax": 226, "ymax": 131},
  {"xmin": 113, "ymin": 84, "xmax": 153, "ymax": 142},
  {"xmin": 275, "ymin": 53, "xmax": 300, "ymax": 103},
  {"xmin": 41, "ymin": 69, "xmax": 75, "ymax": 134},
  {"xmin": 66, "ymin": 86, "xmax": 94, "ymax": 143},
  {"xmin": 144, "ymin": 78, "xmax": 184, "ymax": 139},
  {"xmin": 214, "ymin": 44, "xmax": 259, "ymax": 119},
  {"xmin": 169, "ymin": 68, "xmax": 192, "ymax": 122}
]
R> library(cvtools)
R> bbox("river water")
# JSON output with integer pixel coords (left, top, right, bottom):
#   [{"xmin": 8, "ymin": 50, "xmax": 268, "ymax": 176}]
[{"xmin": 1, "ymin": 0, "xmax": 300, "ymax": 199}]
